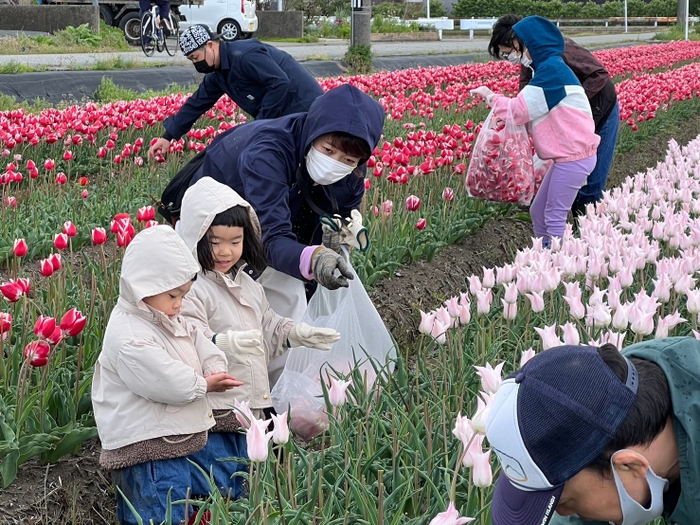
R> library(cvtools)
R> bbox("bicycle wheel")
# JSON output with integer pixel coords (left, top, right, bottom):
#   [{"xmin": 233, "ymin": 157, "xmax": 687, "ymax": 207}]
[
  {"xmin": 156, "ymin": 28, "xmax": 165, "ymax": 53},
  {"xmin": 140, "ymin": 12, "xmax": 155, "ymax": 56},
  {"xmin": 163, "ymin": 14, "xmax": 179, "ymax": 57}
]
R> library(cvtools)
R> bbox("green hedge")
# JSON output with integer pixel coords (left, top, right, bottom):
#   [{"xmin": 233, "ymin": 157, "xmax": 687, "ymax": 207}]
[{"xmin": 452, "ymin": 0, "xmax": 680, "ymax": 19}]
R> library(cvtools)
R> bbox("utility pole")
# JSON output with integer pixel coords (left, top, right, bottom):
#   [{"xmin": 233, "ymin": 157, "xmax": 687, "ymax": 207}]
[{"xmin": 351, "ymin": 0, "xmax": 371, "ymax": 47}]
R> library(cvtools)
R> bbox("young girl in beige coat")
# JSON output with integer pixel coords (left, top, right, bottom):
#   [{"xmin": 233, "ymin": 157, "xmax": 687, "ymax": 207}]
[
  {"xmin": 92, "ymin": 225, "xmax": 243, "ymax": 525},
  {"xmin": 179, "ymin": 177, "xmax": 340, "ymax": 496}
]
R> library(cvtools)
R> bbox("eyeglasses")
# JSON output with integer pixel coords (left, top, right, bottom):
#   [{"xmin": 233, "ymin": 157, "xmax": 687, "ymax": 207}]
[{"xmin": 499, "ymin": 50, "xmax": 513, "ymax": 60}]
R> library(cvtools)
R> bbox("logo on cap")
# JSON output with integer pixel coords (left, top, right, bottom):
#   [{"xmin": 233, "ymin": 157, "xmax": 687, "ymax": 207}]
[{"xmin": 494, "ymin": 447, "xmax": 528, "ymax": 484}]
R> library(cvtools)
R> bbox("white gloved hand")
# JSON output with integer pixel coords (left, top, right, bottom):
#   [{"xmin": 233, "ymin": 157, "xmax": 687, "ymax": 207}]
[
  {"xmin": 321, "ymin": 210, "xmax": 369, "ymax": 252},
  {"xmin": 215, "ymin": 329, "xmax": 264, "ymax": 357},
  {"xmin": 287, "ymin": 322, "xmax": 340, "ymax": 351},
  {"xmin": 470, "ymin": 86, "xmax": 495, "ymax": 105}
]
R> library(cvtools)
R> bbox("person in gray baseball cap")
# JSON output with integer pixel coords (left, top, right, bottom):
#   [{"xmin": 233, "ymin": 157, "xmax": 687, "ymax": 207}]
[{"xmin": 148, "ymin": 24, "xmax": 324, "ymax": 160}]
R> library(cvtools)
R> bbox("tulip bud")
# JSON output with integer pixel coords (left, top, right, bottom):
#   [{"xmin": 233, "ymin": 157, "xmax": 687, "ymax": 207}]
[
  {"xmin": 81, "ymin": 190, "xmax": 89, "ymax": 199},
  {"xmin": 0, "ymin": 280, "xmax": 24, "ymax": 302},
  {"xmin": 405, "ymin": 195, "xmax": 421, "ymax": 212},
  {"xmin": 415, "ymin": 218, "xmax": 427, "ymax": 230},
  {"xmin": 144, "ymin": 220, "xmax": 159, "ymax": 229},
  {"xmin": 91, "ymin": 227, "xmax": 107, "ymax": 245},
  {"xmin": 137, "ymin": 206, "xmax": 156, "ymax": 223},
  {"xmin": 40, "ymin": 259, "xmax": 54, "ymax": 277},
  {"xmin": 6, "ymin": 196, "xmax": 17, "ymax": 208},
  {"xmin": 0, "ymin": 312, "xmax": 13, "ymax": 338},
  {"xmin": 62, "ymin": 221, "xmax": 77, "ymax": 237},
  {"xmin": 34, "ymin": 315, "xmax": 57, "ymax": 339},
  {"xmin": 55, "ymin": 172, "xmax": 67, "ymax": 185},
  {"xmin": 328, "ymin": 377, "xmax": 352, "ymax": 407},
  {"xmin": 474, "ymin": 362, "xmax": 504, "ymax": 394},
  {"xmin": 442, "ymin": 187, "xmax": 455, "ymax": 201},
  {"xmin": 62, "ymin": 150, "xmax": 73, "ymax": 162},
  {"xmin": 270, "ymin": 411, "xmax": 290, "ymax": 445},
  {"xmin": 49, "ymin": 253, "xmax": 62, "ymax": 271},
  {"xmin": 54, "ymin": 233, "xmax": 69, "ymax": 251},
  {"xmin": 79, "ymin": 177, "xmax": 89, "ymax": 186},
  {"xmin": 471, "ymin": 449, "xmax": 493, "ymax": 488},
  {"xmin": 97, "ymin": 147, "xmax": 107, "ymax": 158},
  {"xmin": 15, "ymin": 278, "xmax": 30, "ymax": 295},
  {"xmin": 418, "ymin": 310, "xmax": 436, "ymax": 335},
  {"xmin": 59, "ymin": 307, "xmax": 87, "ymax": 337},
  {"xmin": 520, "ymin": 348, "xmax": 536, "ymax": 368},
  {"xmin": 44, "ymin": 159, "xmax": 55, "ymax": 171},
  {"xmin": 24, "ymin": 340, "xmax": 51, "ymax": 367},
  {"xmin": 12, "ymin": 238, "xmax": 28, "ymax": 258},
  {"xmin": 117, "ymin": 230, "xmax": 133, "ymax": 248},
  {"xmin": 246, "ymin": 417, "xmax": 273, "ymax": 463}
]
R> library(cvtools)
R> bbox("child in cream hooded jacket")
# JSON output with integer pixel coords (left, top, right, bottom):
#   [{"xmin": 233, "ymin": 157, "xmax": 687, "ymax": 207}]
[
  {"xmin": 178, "ymin": 178, "xmax": 340, "ymax": 431},
  {"xmin": 92, "ymin": 225, "xmax": 241, "ymax": 525}
]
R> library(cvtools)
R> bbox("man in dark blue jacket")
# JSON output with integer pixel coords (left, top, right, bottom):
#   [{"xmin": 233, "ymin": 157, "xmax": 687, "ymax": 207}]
[
  {"xmin": 148, "ymin": 24, "xmax": 324, "ymax": 159},
  {"xmin": 187, "ymin": 84, "xmax": 384, "ymax": 339}
]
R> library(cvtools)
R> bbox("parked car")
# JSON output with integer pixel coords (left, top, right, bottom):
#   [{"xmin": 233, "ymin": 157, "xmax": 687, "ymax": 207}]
[{"xmin": 179, "ymin": 0, "xmax": 258, "ymax": 42}]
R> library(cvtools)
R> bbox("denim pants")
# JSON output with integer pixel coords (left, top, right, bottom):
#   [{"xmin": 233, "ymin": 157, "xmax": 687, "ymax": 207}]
[
  {"xmin": 573, "ymin": 101, "xmax": 620, "ymax": 206},
  {"xmin": 112, "ymin": 433, "xmax": 248, "ymax": 525}
]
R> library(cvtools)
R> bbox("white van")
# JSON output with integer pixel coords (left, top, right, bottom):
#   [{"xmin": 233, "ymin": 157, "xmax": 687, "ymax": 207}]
[{"xmin": 179, "ymin": 0, "xmax": 258, "ymax": 41}]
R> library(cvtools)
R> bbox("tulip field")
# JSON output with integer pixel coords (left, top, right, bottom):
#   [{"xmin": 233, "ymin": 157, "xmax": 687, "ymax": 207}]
[{"xmin": 2, "ymin": 40, "xmax": 700, "ymax": 523}]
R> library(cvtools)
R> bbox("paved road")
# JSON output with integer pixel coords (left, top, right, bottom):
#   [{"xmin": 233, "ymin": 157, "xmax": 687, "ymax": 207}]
[{"xmin": 0, "ymin": 31, "xmax": 658, "ymax": 69}]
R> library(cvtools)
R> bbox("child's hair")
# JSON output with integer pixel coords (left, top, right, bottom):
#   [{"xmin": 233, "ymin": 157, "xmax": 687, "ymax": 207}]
[{"xmin": 197, "ymin": 206, "xmax": 267, "ymax": 274}]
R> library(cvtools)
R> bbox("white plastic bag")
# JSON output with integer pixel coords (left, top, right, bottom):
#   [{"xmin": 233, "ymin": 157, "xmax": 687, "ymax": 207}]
[{"xmin": 271, "ymin": 259, "xmax": 396, "ymax": 441}]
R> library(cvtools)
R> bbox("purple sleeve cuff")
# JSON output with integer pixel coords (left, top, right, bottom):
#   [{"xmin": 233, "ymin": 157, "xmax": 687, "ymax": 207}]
[{"xmin": 299, "ymin": 245, "xmax": 321, "ymax": 280}]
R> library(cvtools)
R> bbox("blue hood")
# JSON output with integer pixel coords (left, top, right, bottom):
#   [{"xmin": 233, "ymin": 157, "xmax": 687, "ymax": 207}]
[
  {"xmin": 299, "ymin": 84, "xmax": 385, "ymax": 160},
  {"xmin": 513, "ymin": 15, "xmax": 580, "ymax": 110},
  {"xmin": 513, "ymin": 16, "xmax": 564, "ymax": 70}
]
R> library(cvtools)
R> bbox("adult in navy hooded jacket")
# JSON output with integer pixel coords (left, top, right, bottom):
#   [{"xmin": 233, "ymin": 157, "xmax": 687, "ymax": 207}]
[
  {"xmin": 188, "ymin": 84, "xmax": 385, "ymax": 325},
  {"xmin": 148, "ymin": 25, "xmax": 324, "ymax": 160}
]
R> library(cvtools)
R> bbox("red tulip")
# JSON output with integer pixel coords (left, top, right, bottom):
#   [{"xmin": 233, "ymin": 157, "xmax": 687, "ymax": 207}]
[
  {"xmin": 55, "ymin": 172, "xmax": 67, "ymax": 185},
  {"xmin": 24, "ymin": 340, "xmax": 51, "ymax": 367},
  {"xmin": 442, "ymin": 187, "xmax": 455, "ymax": 201},
  {"xmin": 405, "ymin": 195, "xmax": 421, "ymax": 212},
  {"xmin": 416, "ymin": 218, "xmax": 427, "ymax": 230},
  {"xmin": 28, "ymin": 168, "xmax": 39, "ymax": 179},
  {"xmin": 79, "ymin": 177, "xmax": 89, "ymax": 186},
  {"xmin": 81, "ymin": 190, "xmax": 89, "ymax": 199},
  {"xmin": 0, "ymin": 312, "xmax": 12, "ymax": 338},
  {"xmin": 26, "ymin": 160, "xmax": 36, "ymax": 170},
  {"xmin": 144, "ymin": 220, "xmax": 159, "ymax": 229},
  {"xmin": 44, "ymin": 159, "xmax": 55, "ymax": 171},
  {"xmin": 117, "ymin": 230, "xmax": 133, "ymax": 248},
  {"xmin": 97, "ymin": 147, "xmax": 107, "ymax": 158},
  {"xmin": 0, "ymin": 280, "xmax": 25, "ymax": 302},
  {"xmin": 137, "ymin": 206, "xmax": 155, "ymax": 222},
  {"xmin": 91, "ymin": 227, "xmax": 107, "ymax": 245},
  {"xmin": 54, "ymin": 233, "xmax": 69, "ymax": 250},
  {"xmin": 63, "ymin": 221, "xmax": 77, "ymax": 237},
  {"xmin": 60, "ymin": 307, "xmax": 87, "ymax": 337},
  {"xmin": 105, "ymin": 139, "xmax": 115, "ymax": 151},
  {"xmin": 49, "ymin": 253, "xmax": 62, "ymax": 271},
  {"xmin": 62, "ymin": 150, "xmax": 73, "ymax": 162},
  {"xmin": 12, "ymin": 238, "xmax": 28, "ymax": 257},
  {"xmin": 6, "ymin": 196, "xmax": 17, "ymax": 208},
  {"xmin": 46, "ymin": 326, "xmax": 63, "ymax": 345},
  {"xmin": 40, "ymin": 259, "xmax": 54, "ymax": 277},
  {"xmin": 15, "ymin": 278, "xmax": 30, "ymax": 295},
  {"xmin": 34, "ymin": 315, "xmax": 57, "ymax": 340}
]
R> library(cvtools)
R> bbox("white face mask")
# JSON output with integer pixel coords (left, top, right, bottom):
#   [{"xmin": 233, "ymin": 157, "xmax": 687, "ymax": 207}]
[
  {"xmin": 506, "ymin": 50, "xmax": 521, "ymax": 65},
  {"xmin": 305, "ymin": 145, "xmax": 355, "ymax": 185},
  {"xmin": 610, "ymin": 450, "xmax": 669, "ymax": 525},
  {"xmin": 520, "ymin": 48, "xmax": 533, "ymax": 68}
]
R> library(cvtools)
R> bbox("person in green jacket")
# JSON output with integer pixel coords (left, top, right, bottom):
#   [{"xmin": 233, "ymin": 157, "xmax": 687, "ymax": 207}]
[{"xmin": 485, "ymin": 337, "xmax": 699, "ymax": 525}]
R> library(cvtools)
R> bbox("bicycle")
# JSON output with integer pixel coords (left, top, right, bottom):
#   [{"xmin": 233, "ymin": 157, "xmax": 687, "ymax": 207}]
[{"xmin": 141, "ymin": 5, "xmax": 180, "ymax": 57}]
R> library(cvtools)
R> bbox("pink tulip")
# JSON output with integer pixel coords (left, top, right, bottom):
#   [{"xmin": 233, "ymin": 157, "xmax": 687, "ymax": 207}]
[
  {"xmin": 468, "ymin": 276, "xmax": 482, "ymax": 295},
  {"xmin": 501, "ymin": 299, "xmax": 518, "ymax": 320},
  {"xmin": 328, "ymin": 377, "xmax": 352, "ymax": 407},
  {"xmin": 470, "ymin": 396, "xmax": 490, "ymax": 435},
  {"xmin": 612, "ymin": 302, "xmax": 630, "ymax": 331},
  {"xmin": 270, "ymin": 411, "xmax": 290, "ymax": 445},
  {"xmin": 381, "ymin": 200, "xmax": 393, "ymax": 217},
  {"xmin": 431, "ymin": 319, "xmax": 448, "ymax": 344},
  {"xmin": 462, "ymin": 432, "xmax": 485, "ymax": 468},
  {"xmin": 246, "ymin": 416, "xmax": 273, "ymax": 463},
  {"xmin": 471, "ymin": 449, "xmax": 493, "ymax": 487},
  {"xmin": 475, "ymin": 290, "xmax": 491, "ymax": 316},
  {"xmin": 428, "ymin": 502, "xmax": 474, "ymax": 525},
  {"xmin": 563, "ymin": 293, "xmax": 586, "ymax": 320},
  {"xmin": 629, "ymin": 307, "xmax": 655, "ymax": 336},
  {"xmin": 502, "ymin": 282, "xmax": 518, "ymax": 304},
  {"xmin": 452, "ymin": 412, "xmax": 472, "ymax": 444},
  {"xmin": 525, "ymin": 290, "xmax": 545, "ymax": 313},
  {"xmin": 233, "ymin": 399, "xmax": 255, "ymax": 429},
  {"xmin": 655, "ymin": 311, "xmax": 686, "ymax": 339},
  {"xmin": 442, "ymin": 187, "xmax": 454, "ymax": 201},
  {"xmin": 459, "ymin": 304, "xmax": 471, "ymax": 325},
  {"xmin": 560, "ymin": 322, "xmax": 580, "ymax": 346},
  {"xmin": 474, "ymin": 362, "xmax": 504, "ymax": 394},
  {"xmin": 588, "ymin": 302, "xmax": 612, "ymax": 328},
  {"xmin": 520, "ymin": 347, "xmax": 536, "ymax": 368},
  {"xmin": 415, "ymin": 218, "xmax": 427, "ymax": 230},
  {"xmin": 418, "ymin": 310, "xmax": 436, "ymax": 335},
  {"xmin": 482, "ymin": 267, "xmax": 495, "ymax": 289},
  {"xmin": 44, "ymin": 159, "xmax": 55, "ymax": 170},
  {"xmin": 534, "ymin": 324, "xmax": 563, "ymax": 351},
  {"xmin": 445, "ymin": 297, "xmax": 460, "ymax": 318}
]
